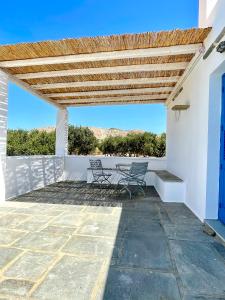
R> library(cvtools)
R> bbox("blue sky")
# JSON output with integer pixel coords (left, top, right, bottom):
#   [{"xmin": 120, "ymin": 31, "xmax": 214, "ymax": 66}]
[{"xmin": 1, "ymin": 0, "xmax": 198, "ymax": 133}]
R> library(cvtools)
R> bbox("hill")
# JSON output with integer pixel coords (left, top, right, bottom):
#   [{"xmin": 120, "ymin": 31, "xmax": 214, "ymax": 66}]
[{"xmin": 38, "ymin": 126, "xmax": 145, "ymax": 140}]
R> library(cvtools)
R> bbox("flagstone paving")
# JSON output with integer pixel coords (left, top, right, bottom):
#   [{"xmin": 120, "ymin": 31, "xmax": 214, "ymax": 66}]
[{"xmin": 0, "ymin": 181, "xmax": 224, "ymax": 299}]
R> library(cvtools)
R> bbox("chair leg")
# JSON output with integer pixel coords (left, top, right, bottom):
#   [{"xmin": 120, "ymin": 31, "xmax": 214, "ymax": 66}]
[
  {"xmin": 119, "ymin": 185, "xmax": 132, "ymax": 199},
  {"xmin": 104, "ymin": 177, "xmax": 112, "ymax": 185},
  {"xmin": 136, "ymin": 184, "xmax": 145, "ymax": 196}
]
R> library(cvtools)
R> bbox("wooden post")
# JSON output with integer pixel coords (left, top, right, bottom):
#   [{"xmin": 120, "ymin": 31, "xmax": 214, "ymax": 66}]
[{"xmin": 55, "ymin": 108, "xmax": 68, "ymax": 156}]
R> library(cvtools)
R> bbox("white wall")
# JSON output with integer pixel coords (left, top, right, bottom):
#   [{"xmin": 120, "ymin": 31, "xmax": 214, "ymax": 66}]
[
  {"xmin": 199, "ymin": 0, "xmax": 220, "ymax": 28},
  {"xmin": 64, "ymin": 155, "xmax": 167, "ymax": 183},
  {"xmin": 55, "ymin": 108, "xmax": 68, "ymax": 156},
  {"xmin": 4, "ymin": 155, "xmax": 166, "ymax": 199},
  {"xmin": 5, "ymin": 156, "xmax": 64, "ymax": 199},
  {"xmin": 167, "ymin": 0, "xmax": 225, "ymax": 221},
  {"xmin": 0, "ymin": 71, "xmax": 8, "ymax": 202}
]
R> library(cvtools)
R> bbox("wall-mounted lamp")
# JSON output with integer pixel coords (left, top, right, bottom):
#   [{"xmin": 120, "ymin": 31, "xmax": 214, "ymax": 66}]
[
  {"xmin": 216, "ymin": 41, "xmax": 225, "ymax": 53},
  {"xmin": 171, "ymin": 104, "xmax": 190, "ymax": 111}
]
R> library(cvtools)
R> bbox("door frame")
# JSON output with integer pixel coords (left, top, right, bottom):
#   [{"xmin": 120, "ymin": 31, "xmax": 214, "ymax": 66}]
[{"xmin": 218, "ymin": 73, "xmax": 225, "ymax": 223}]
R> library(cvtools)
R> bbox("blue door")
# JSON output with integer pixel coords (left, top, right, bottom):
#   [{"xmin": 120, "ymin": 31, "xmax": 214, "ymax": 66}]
[{"xmin": 219, "ymin": 74, "xmax": 225, "ymax": 224}]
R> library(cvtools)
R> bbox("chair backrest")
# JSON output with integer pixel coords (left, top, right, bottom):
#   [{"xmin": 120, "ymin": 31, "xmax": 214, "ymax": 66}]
[
  {"xmin": 89, "ymin": 159, "xmax": 103, "ymax": 169},
  {"xmin": 130, "ymin": 162, "xmax": 148, "ymax": 177}
]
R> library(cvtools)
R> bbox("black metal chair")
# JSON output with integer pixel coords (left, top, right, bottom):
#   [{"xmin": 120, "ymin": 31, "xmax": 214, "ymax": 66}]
[
  {"xmin": 89, "ymin": 159, "xmax": 112, "ymax": 186},
  {"xmin": 117, "ymin": 162, "xmax": 148, "ymax": 199}
]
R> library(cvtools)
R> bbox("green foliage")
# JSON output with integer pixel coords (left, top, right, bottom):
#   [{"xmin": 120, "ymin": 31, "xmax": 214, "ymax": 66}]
[
  {"xmin": 100, "ymin": 132, "xmax": 166, "ymax": 157},
  {"xmin": 68, "ymin": 125, "xmax": 97, "ymax": 155},
  {"xmin": 7, "ymin": 129, "xmax": 55, "ymax": 156},
  {"xmin": 155, "ymin": 133, "xmax": 166, "ymax": 157},
  {"xmin": 7, "ymin": 126, "xmax": 166, "ymax": 157}
]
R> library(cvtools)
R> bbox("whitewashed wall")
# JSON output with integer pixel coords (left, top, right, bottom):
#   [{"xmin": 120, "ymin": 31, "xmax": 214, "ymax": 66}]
[
  {"xmin": 64, "ymin": 155, "xmax": 167, "ymax": 185},
  {"xmin": 5, "ymin": 156, "xmax": 64, "ymax": 199},
  {"xmin": 0, "ymin": 71, "xmax": 8, "ymax": 203},
  {"xmin": 167, "ymin": 0, "xmax": 225, "ymax": 221}
]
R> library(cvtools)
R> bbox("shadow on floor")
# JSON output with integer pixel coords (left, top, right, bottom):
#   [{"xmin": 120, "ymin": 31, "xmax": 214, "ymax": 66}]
[
  {"xmin": 8, "ymin": 181, "xmax": 225, "ymax": 299},
  {"xmin": 9, "ymin": 180, "xmax": 158, "ymax": 207}
]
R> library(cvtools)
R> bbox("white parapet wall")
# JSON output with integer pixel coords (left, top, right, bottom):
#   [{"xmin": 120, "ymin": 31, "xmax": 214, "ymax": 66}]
[
  {"xmin": 64, "ymin": 155, "xmax": 167, "ymax": 185},
  {"xmin": 5, "ymin": 156, "xmax": 64, "ymax": 200},
  {"xmin": 5, "ymin": 155, "xmax": 186, "ymax": 204}
]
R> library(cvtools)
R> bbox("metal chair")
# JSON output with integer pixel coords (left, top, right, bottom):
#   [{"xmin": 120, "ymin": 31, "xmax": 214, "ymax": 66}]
[
  {"xmin": 89, "ymin": 159, "xmax": 112, "ymax": 186},
  {"xmin": 117, "ymin": 162, "xmax": 148, "ymax": 199}
]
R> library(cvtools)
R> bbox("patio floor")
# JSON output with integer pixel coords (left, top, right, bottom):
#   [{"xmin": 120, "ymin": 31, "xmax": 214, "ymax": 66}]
[{"xmin": 0, "ymin": 182, "xmax": 225, "ymax": 299}]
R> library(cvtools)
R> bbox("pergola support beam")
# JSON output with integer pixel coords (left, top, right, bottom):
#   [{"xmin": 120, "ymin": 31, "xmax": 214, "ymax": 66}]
[
  {"xmin": 0, "ymin": 44, "xmax": 201, "ymax": 68},
  {"xmin": 166, "ymin": 46, "xmax": 205, "ymax": 105},
  {"xmin": 46, "ymin": 86, "xmax": 173, "ymax": 98},
  {"xmin": 31, "ymin": 76, "xmax": 180, "ymax": 90},
  {"xmin": 55, "ymin": 108, "xmax": 68, "ymax": 156},
  {"xmin": 0, "ymin": 68, "xmax": 63, "ymax": 109},
  {"xmin": 16, "ymin": 62, "xmax": 188, "ymax": 79},
  {"xmin": 65, "ymin": 99, "xmax": 165, "ymax": 107},
  {"xmin": 56, "ymin": 93, "xmax": 169, "ymax": 104}
]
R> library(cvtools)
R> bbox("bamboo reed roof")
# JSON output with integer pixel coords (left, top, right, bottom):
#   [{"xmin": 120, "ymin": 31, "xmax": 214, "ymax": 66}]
[{"xmin": 0, "ymin": 27, "xmax": 211, "ymax": 108}]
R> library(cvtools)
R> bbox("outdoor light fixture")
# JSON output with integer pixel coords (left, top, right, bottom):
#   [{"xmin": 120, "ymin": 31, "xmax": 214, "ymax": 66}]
[
  {"xmin": 203, "ymin": 27, "xmax": 225, "ymax": 59},
  {"xmin": 216, "ymin": 41, "xmax": 225, "ymax": 53}
]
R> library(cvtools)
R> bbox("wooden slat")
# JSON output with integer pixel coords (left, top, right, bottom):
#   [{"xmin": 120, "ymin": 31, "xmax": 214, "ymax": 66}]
[
  {"xmin": 0, "ymin": 68, "xmax": 63, "ymax": 108},
  {"xmin": 0, "ymin": 44, "xmax": 201, "ymax": 68},
  {"xmin": 166, "ymin": 47, "xmax": 204, "ymax": 104},
  {"xmin": 32, "ymin": 76, "xmax": 180, "ymax": 90},
  {"xmin": 66, "ymin": 99, "xmax": 166, "ymax": 107},
  {"xmin": 0, "ymin": 28, "xmax": 211, "ymax": 61},
  {"xmin": 56, "ymin": 94, "xmax": 169, "ymax": 104},
  {"xmin": 16, "ymin": 62, "xmax": 188, "ymax": 79},
  {"xmin": 46, "ymin": 86, "xmax": 173, "ymax": 98}
]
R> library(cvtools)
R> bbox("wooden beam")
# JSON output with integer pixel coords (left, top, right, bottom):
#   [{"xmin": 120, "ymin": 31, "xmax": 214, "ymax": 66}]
[
  {"xmin": 56, "ymin": 94, "xmax": 169, "ymax": 104},
  {"xmin": 46, "ymin": 86, "xmax": 173, "ymax": 98},
  {"xmin": 166, "ymin": 47, "xmax": 204, "ymax": 105},
  {"xmin": 0, "ymin": 68, "xmax": 63, "ymax": 108},
  {"xmin": 0, "ymin": 44, "xmax": 200, "ymax": 68},
  {"xmin": 66, "ymin": 99, "xmax": 166, "ymax": 107},
  {"xmin": 16, "ymin": 62, "xmax": 188, "ymax": 79},
  {"xmin": 32, "ymin": 76, "xmax": 180, "ymax": 90}
]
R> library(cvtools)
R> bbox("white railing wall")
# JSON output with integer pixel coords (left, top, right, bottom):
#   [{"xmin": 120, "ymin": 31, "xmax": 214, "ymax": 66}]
[
  {"xmin": 5, "ymin": 156, "xmax": 64, "ymax": 199},
  {"xmin": 64, "ymin": 155, "xmax": 167, "ymax": 185},
  {"xmin": 5, "ymin": 155, "xmax": 166, "ymax": 200}
]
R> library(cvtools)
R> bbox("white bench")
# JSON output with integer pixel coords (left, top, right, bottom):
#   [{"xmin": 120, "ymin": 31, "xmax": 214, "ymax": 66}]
[{"xmin": 153, "ymin": 171, "xmax": 185, "ymax": 203}]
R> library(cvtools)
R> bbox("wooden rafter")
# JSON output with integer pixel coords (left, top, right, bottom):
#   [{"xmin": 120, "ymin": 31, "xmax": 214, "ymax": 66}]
[
  {"xmin": 56, "ymin": 94, "xmax": 169, "ymax": 104},
  {"xmin": 0, "ymin": 27, "xmax": 211, "ymax": 107},
  {"xmin": 0, "ymin": 44, "xmax": 201, "ymax": 68},
  {"xmin": 66, "ymin": 99, "xmax": 166, "ymax": 107},
  {"xmin": 46, "ymin": 87, "xmax": 173, "ymax": 98},
  {"xmin": 31, "ymin": 76, "xmax": 180, "ymax": 90},
  {"xmin": 16, "ymin": 62, "xmax": 188, "ymax": 80}
]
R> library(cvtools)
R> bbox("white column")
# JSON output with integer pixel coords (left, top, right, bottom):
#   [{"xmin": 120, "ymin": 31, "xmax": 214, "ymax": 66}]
[
  {"xmin": 0, "ymin": 70, "xmax": 8, "ymax": 202},
  {"xmin": 55, "ymin": 108, "xmax": 68, "ymax": 156}
]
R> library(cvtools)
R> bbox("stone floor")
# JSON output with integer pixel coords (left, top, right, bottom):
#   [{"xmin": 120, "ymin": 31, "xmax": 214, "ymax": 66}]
[{"xmin": 0, "ymin": 182, "xmax": 225, "ymax": 299}]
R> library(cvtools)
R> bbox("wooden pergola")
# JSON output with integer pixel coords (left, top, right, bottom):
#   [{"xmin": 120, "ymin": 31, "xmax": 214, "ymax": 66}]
[{"xmin": 0, "ymin": 27, "xmax": 211, "ymax": 108}]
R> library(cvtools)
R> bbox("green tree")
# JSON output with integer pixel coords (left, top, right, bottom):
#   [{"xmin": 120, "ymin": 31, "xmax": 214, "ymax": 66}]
[
  {"xmin": 99, "ymin": 136, "xmax": 117, "ymax": 155},
  {"xmin": 127, "ymin": 133, "xmax": 146, "ymax": 156},
  {"xmin": 155, "ymin": 133, "xmax": 166, "ymax": 157},
  {"xmin": 99, "ymin": 132, "xmax": 166, "ymax": 157},
  {"xmin": 7, "ymin": 129, "xmax": 55, "ymax": 156},
  {"xmin": 7, "ymin": 127, "xmax": 166, "ymax": 157},
  {"xmin": 68, "ymin": 125, "xmax": 97, "ymax": 155},
  {"xmin": 143, "ymin": 132, "xmax": 157, "ymax": 157}
]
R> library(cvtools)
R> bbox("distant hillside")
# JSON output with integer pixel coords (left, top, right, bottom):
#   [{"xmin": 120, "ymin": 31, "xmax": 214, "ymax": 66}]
[
  {"xmin": 38, "ymin": 126, "xmax": 145, "ymax": 140},
  {"xmin": 88, "ymin": 127, "xmax": 144, "ymax": 140}
]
